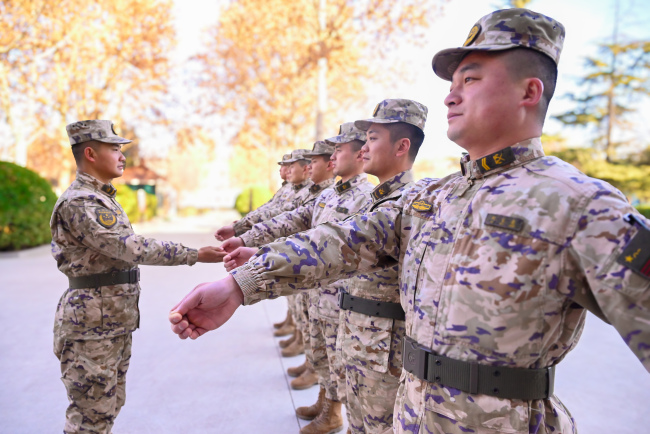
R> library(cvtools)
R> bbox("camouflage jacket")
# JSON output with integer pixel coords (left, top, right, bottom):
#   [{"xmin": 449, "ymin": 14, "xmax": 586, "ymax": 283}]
[
  {"xmin": 51, "ymin": 171, "xmax": 198, "ymax": 340},
  {"xmin": 231, "ymin": 138, "xmax": 650, "ymax": 433},
  {"xmin": 233, "ymin": 179, "xmax": 333, "ymax": 236},
  {"xmin": 338, "ymin": 170, "xmax": 419, "ymax": 377},
  {"xmin": 240, "ymin": 174, "xmax": 373, "ymax": 319}
]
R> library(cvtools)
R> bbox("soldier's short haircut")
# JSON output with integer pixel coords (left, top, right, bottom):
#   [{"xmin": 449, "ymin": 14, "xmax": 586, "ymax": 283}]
[
  {"xmin": 349, "ymin": 139, "xmax": 364, "ymax": 152},
  {"xmin": 297, "ymin": 160, "xmax": 310, "ymax": 167},
  {"xmin": 385, "ymin": 122, "xmax": 425, "ymax": 162},
  {"xmin": 501, "ymin": 48, "xmax": 558, "ymax": 121},
  {"xmin": 71, "ymin": 141, "xmax": 103, "ymax": 165},
  {"xmin": 311, "ymin": 154, "xmax": 332, "ymax": 162}
]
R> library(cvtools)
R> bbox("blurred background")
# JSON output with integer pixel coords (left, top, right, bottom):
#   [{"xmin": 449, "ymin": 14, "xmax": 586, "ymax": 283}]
[{"xmin": 1, "ymin": 0, "xmax": 649, "ymax": 251}]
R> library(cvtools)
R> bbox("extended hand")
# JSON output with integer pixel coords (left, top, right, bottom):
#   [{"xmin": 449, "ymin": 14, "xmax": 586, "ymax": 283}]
[
  {"xmin": 215, "ymin": 225, "xmax": 235, "ymax": 241},
  {"xmin": 221, "ymin": 237, "xmax": 244, "ymax": 253},
  {"xmin": 169, "ymin": 275, "xmax": 244, "ymax": 339},
  {"xmin": 197, "ymin": 246, "xmax": 227, "ymax": 263},
  {"xmin": 224, "ymin": 247, "xmax": 257, "ymax": 272}
]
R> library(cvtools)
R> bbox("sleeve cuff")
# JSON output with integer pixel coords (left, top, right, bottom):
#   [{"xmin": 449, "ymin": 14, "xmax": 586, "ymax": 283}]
[
  {"xmin": 230, "ymin": 262, "xmax": 268, "ymax": 305},
  {"xmin": 239, "ymin": 233, "xmax": 252, "ymax": 247},
  {"xmin": 187, "ymin": 248, "xmax": 199, "ymax": 266}
]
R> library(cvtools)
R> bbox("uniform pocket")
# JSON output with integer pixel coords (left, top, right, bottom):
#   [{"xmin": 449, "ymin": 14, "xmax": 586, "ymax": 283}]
[
  {"xmin": 61, "ymin": 340, "xmax": 118, "ymax": 404},
  {"xmin": 342, "ymin": 311, "xmax": 393, "ymax": 374},
  {"xmin": 100, "ymin": 285, "xmax": 140, "ymax": 333},
  {"xmin": 60, "ymin": 288, "xmax": 103, "ymax": 337}
]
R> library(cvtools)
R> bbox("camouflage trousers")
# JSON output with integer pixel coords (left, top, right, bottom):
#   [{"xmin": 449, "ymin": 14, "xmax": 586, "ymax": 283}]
[
  {"xmin": 54, "ymin": 333, "xmax": 132, "ymax": 434},
  {"xmin": 291, "ymin": 292, "xmax": 312, "ymax": 361},
  {"xmin": 340, "ymin": 312, "xmax": 406, "ymax": 433},
  {"xmin": 394, "ymin": 372, "xmax": 577, "ymax": 434},
  {"xmin": 309, "ymin": 314, "xmax": 345, "ymax": 401}
]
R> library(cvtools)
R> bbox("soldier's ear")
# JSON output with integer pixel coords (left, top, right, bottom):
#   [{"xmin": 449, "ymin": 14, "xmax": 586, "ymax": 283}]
[
  {"xmin": 395, "ymin": 138, "xmax": 411, "ymax": 158},
  {"xmin": 83, "ymin": 144, "xmax": 97, "ymax": 163},
  {"xmin": 521, "ymin": 77, "xmax": 544, "ymax": 108}
]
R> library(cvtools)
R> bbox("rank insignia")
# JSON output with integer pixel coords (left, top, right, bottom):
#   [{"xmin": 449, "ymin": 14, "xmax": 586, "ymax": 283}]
[
  {"xmin": 336, "ymin": 206, "xmax": 349, "ymax": 214},
  {"xmin": 485, "ymin": 213, "xmax": 524, "ymax": 232},
  {"xmin": 411, "ymin": 200, "xmax": 433, "ymax": 212},
  {"xmin": 335, "ymin": 181, "xmax": 351, "ymax": 194},
  {"xmin": 464, "ymin": 24, "xmax": 481, "ymax": 47},
  {"xmin": 95, "ymin": 208, "xmax": 118, "ymax": 229},
  {"xmin": 371, "ymin": 183, "xmax": 390, "ymax": 200},
  {"xmin": 318, "ymin": 202, "xmax": 326, "ymax": 208},
  {"xmin": 617, "ymin": 213, "xmax": 650, "ymax": 278},
  {"xmin": 310, "ymin": 184, "xmax": 321, "ymax": 193},
  {"xmin": 477, "ymin": 147, "xmax": 516, "ymax": 174},
  {"xmin": 101, "ymin": 184, "xmax": 117, "ymax": 196}
]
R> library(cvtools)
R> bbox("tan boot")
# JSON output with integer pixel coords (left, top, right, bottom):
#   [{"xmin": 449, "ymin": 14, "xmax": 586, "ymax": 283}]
[
  {"xmin": 273, "ymin": 322, "xmax": 295, "ymax": 337},
  {"xmin": 295, "ymin": 386, "xmax": 325, "ymax": 420},
  {"xmin": 281, "ymin": 330, "xmax": 304, "ymax": 357},
  {"xmin": 300, "ymin": 398, "xmax": 344, "ymax": 434},
  {"xmin": 290, "ymin": 365, "xmax": 318, "ymax": 390},
  {"xmin": 279, "ymin": 331, "xmax": 296, "ymax": 348},
  {"xmin": 273, "ymin": 310, "xmax": 292, "ymax": 329},
  {"xmin": 287, "ymin": 360, "xmax": 309, "ymax": 378}
]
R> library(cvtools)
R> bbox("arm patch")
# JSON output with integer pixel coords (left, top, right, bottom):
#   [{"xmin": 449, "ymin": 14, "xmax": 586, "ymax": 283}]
[{"xmin": 95, "ymin": 208, "xmax": 118, "ymax": 228}]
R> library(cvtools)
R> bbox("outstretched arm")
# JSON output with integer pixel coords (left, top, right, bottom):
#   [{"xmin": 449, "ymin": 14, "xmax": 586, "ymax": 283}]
[{"xmin": 169, "ymin": 275, "xmax": 244, "ymax": 339}]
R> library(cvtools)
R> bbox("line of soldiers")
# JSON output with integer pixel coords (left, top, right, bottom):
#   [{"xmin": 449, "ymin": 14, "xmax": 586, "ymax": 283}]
[
  {"xmin": 215, "ymin": 99, "xmax": 427, "ymax": 433},
  {"xmin": 171, "ymin": 7, "xmax": 650, "ymax": 434}
]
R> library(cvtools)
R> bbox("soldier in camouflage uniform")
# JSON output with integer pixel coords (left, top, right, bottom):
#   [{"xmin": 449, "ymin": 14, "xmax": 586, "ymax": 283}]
[
  {"xmin": 224, "ymin": 127, "xmax": 373, "ymax": 433},
  {"xmin": 254, "ymin": 153, "xmax": 294, "ymax": 217},
  {"xmin": 52, "ymin": 120, "xmax": 225, "ymax": 434},
  {"xmin": 170, "ymin": 8, "xmax": 650, "ymax": 434}
]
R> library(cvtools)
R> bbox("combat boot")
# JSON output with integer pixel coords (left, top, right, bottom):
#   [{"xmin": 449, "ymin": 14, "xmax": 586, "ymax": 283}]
[
  {"xmin": 299, "ymin": 398, "xmax": 344, "ymax": 434},
  {"xmin": 273, "ymin": 310, "xmax": 293, "ymax": 329},
  {"xmin": 281, "ymin": 330, "xmax": 304, "ymax": 357},
  {"xmin": 290, "ymin": 365, "xmax": 318, "ymax": 390},
  {"xmin": 287, "ymin": 360, "xmax": 309, "ymax": 377},
  {"xmin": 274, "ymin": 322, "xmax": 295, "ymax": 337},
  {"xmin": 279, "ymin": 331, "xmax": 296, "ymax": 348},
  {"xmin": 296, "ymin": 386, "xmax": 326, "ymax": 420}
]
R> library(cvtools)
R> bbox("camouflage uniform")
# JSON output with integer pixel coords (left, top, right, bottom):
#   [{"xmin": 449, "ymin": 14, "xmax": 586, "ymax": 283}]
[
  {"xmin": 230, "ymin": 10, "xmax": 650, "ymax": 434},
  {"xmin": 233, "ymin": 149, "xmax": 316, "ymax": 237},
  {"xmin": 254, "ymin": 153, "xmax": 294, "ymax": 214},
  {"xmin": 52, "ymin": 121, "xmax": 198, "ymax": 434}
]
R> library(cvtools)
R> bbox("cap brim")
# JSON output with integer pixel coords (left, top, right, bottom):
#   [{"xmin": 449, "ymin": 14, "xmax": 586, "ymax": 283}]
[
  {"xmin": 325, "ymin": 134, "xmax": 365, "ymax": 145},
  {"xmin": 354, "ymin": 118, "xmax": 401, "ymax": 131},
  {"xmin": 95, "ymin": 136, "xmax": 132, "ymax": 145},
  {"xmin": 432, "ymin": 45, "xmax": 515, "ymax": 81},
  {"xmin": 303, "ymin": 152, "xmax": 331, "ymax": 158}
]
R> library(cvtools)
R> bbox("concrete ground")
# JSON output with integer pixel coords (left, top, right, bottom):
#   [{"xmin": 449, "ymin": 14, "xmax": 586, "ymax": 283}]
[{"xmin": 0, "ymin": 213, "xmax": 648, "ymax": 433}]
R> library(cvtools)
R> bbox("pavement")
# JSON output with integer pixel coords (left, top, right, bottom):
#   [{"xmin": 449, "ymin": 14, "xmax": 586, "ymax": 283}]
[{"xmin": 0, "ymin": 212, "xmax": 648, "ymax": 433}]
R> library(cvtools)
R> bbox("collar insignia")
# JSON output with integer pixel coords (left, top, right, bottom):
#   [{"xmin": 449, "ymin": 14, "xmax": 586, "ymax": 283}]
[
  {"xmin": 101, "ymin": 184, "xmax": 117, "ymax": 197},
  {"xmin": 411, "ymin": 200, "xmax": 432, "ymax": 212},
  {"xmin": 335, "ymin": 181, "xmax": 351, "ymax": 194},
  {"xmin": 371, "ymin": 182, "xmax": 390, "ymax": 200},
  {"xmin": 477, "ymin": 147, "xmax": 516, "ymax": 174},
  {"xmin": 618, "ymin": 213, "xmax": 650, "ymax": 278},
  {"xmin": 310, "ymin": 184, "xmax": 321, "ymax": 193}
]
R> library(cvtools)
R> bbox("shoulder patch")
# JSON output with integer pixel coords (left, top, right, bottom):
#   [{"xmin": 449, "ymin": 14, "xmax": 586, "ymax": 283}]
[
  {"xmin": 411, "ymin": 200, "xmax": 433, "ymax": 212},
  {"xmin": 95, "ymin": 207, "xmax": 118, "ymax": 229},
  {"xmin": 618, "ymin": 213, "xmax": 650, "ymax": 278},
  {"xmin": 485, "ymin": 213, "xmax": 524, "ymax": 232}
]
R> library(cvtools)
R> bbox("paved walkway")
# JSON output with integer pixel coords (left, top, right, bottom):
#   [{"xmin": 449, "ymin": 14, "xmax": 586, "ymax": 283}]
[{"xmin": 0, "ymin": 213, "xmax": 648, "ymax": 433}]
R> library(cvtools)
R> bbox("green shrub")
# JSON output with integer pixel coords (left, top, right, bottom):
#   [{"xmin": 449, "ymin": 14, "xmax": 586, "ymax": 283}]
[
  {"xmin": 0, "ymin": 161, "xmax": 57, "ymax": 251},
  {"xmin": 636, "ymin": 204, "xmax": 650, "ymax": 219},
  {"xmin": 235, "ymin": 185, "xmax": 273, "ymax": 216},
  {"xmin": 115, "ymin": 185, "xmax": 157, "ymax": 222}
]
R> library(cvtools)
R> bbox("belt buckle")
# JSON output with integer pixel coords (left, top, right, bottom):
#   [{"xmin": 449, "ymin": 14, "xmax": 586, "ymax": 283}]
[
  {"xmin": 338, "ymin": 290, "xmax": 347, "ymax": 309},
  {"xmin": 131, "ymin": 268, "xmax": 140, "ymax": 283},
  {"xmin": 402, "ymin": 336, "xmax": 427, "ymax": 380}
]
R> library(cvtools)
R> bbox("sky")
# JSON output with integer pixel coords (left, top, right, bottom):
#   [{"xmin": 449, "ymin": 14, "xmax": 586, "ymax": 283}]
[{"xmin": 168, "ymin": 0, "xmax": 650, "ymax": 176}]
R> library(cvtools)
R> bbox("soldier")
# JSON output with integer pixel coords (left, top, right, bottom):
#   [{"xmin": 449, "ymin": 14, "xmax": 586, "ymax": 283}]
[
  {"xmin": 223, "ymin": 127, "xmax": 374, "ymax": 433},
  {"xmin": 170, "ymin": 7, "xmax": 650, "ymax": 434},
  {"xmin": 52, "ymin": 120, "xmax": 225, "ymax": 434}
]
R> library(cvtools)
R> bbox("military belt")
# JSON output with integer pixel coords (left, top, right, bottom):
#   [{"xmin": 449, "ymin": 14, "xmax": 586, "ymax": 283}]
[
  {"xmin": 68, "ymin": 269, "xmax": 140, "ymax": 289},
  {"xmin": 402, "ymin": 336, "xmax": 555, "ymax": 400},
  {"xmin": 338, "ymin": 290, "xmax": 405, "ymax": 321}
]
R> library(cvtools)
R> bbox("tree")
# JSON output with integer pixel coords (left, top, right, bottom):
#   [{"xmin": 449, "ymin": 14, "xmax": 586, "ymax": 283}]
[
  {"xmin": 0, "ymin": 0, "xmax": 177, "ymax": 190},
  {"xmin": 553, "ymin": 2, "xmax": 650, "ymax": 162},
  {"xmin": 195, "ymin": 0, "xmax": 446, "ymax": 188}
]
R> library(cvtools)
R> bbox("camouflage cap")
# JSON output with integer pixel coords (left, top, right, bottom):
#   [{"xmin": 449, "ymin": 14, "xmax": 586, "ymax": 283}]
[
  {"xmin": 432, "ymin": 8, "xmax": 565, "ymax": 81},
  {"xmin": 284, "ymin": 149, "xmax": 312, "ymax": 163},
  {"xmin": 277, "ymin": 153, "xmax": 292, "ymax": 165},
  {"xmin": 66, "ymin": 120, "xmax": 131, "ymax": 146},
  {"xmin": 324, "ymin": 122, "xmax": 366, "ymax": 145},
  {"xmin": 304, "ymin": 140, "xmax": 335, "ymax": 157},
  {"xmin": 355, "ymin": 99, "xmax": 428, "ymax": 132}
]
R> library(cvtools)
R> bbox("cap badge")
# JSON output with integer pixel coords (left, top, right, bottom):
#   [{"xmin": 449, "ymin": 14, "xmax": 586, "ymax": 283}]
[
  {"xmin": 463, "ymin": 24, "xmax": 481, "ymax": 47},
  {"xmin": 373, "ymin": 103, "xmax": 380, "ymax": 117}
]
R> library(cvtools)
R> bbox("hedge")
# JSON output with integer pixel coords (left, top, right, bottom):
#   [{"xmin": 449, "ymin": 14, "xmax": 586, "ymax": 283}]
[
  {"xmin": 235, "ymin": 185, "xmax": 273, "ymax": 216},
  {"xmin": 0, "ymin": 161, "xmax": 58, "ymax": 251},
  {"xmin": 636, "ymin": 205, "xmax": 650, "ymax": 219},
  {"xmin": 115, "ymin": 185, "xmax": 157, "ymax": 222}
]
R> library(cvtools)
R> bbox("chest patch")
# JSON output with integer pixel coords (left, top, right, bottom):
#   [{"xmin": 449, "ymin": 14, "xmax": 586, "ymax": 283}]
[
  {"xmin": 618, "ymin": 215, "xmax": 650, "ymax": 278},
  {"xmin": 485, "ymin": 213, "xmax": 524, "ymax": 232},
  {"xmin": 95, "ymin": 208, "xmax": 118, "ymax": 229},
  {"xmin": 411, "ymin": 200, "xmax": 433, "ymax": 212},
  {"xmin": 336, "ymin": 206, "xmax": 349, "ymax": 214}
]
